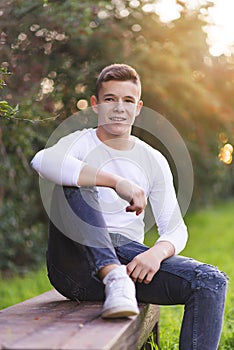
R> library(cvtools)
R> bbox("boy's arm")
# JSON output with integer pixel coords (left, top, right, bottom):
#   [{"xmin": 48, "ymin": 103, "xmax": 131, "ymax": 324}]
[
  {"xmin": 78, "ymin": 164, "xmax": 147, "ymax": 216},
  {"xmin": 31, "ymin": 131, "xmax": 85, "ymax": 186},
  {"xmin": 31, "ymin": 133, "xmax": 147, "ymax": 215},
  {"xmin": 127, "ymin": 152, "xmax": 187, "ymax": 284}
]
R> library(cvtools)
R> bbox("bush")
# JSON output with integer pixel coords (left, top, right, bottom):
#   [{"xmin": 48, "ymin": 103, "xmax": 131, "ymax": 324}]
[{"xmin": 0, "ymin": 198, "xmax": 47, "ymax": 276}]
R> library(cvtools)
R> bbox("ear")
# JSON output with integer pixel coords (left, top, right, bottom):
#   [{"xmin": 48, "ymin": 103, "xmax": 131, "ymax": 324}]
[
  {"xmin": 90, "ymin": 95, "xmax": 98, "ymax": 114},
  {"xmin": 135, "ymin": 100, "xmax": 143, "ymax": 117}
]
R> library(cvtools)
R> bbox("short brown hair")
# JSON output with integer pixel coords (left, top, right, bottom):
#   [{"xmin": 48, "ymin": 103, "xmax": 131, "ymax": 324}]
[{"xmin": 95, "ymin": 63, "xmax": 141, "ymax": 99}]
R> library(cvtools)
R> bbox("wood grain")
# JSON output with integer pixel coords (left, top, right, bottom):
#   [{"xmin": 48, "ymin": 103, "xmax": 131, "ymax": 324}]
[{"xmin": 0, "ymin": 289, "xmax": 159, "ymax": 350}]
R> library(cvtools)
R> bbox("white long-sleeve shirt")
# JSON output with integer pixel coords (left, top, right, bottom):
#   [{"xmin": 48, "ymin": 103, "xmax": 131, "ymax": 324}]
[{"xmin": 31, "ymin": 128, "xmax": 188, "ymax": 254}]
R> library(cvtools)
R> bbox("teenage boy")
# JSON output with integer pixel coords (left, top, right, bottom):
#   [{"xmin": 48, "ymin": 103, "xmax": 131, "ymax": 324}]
[{"xmin": 31, "ymin": 64, "xmax": 227, "ymax": 349}]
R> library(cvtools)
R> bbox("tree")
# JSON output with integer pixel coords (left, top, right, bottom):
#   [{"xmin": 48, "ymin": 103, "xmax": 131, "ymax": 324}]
[{"xmin": 0, "ymin": 0, "xmax": 233, "ymax": 273}]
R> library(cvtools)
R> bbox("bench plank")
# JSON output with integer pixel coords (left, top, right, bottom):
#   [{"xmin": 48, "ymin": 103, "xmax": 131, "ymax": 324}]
[
  {"xmin": 0, "ymin": 290, "xmax": 85, "ymax": 347},
  {"xmin": 0, "ymin": 289, "xmax": 159, "ymax": 350}
]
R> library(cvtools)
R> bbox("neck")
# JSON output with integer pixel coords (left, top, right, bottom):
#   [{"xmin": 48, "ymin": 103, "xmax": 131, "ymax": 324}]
[{"xmin": 96, "ymin": 129, "xmax": 134, "ymax": 151}]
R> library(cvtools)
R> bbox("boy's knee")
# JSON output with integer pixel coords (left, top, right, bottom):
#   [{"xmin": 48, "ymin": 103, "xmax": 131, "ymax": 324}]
[
  {"xmin": 63, "ymin": 185, "xmax": 97, "ymax": 198},
  {"xmin": 192, "ymin": 264, "xmax": 228, "ymax": 292}
]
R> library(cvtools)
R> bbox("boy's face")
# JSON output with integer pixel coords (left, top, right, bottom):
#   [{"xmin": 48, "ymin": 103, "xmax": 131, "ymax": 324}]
[{"xmin": 91, "ymin": 80, "xmax": 143, "ymax": 142}]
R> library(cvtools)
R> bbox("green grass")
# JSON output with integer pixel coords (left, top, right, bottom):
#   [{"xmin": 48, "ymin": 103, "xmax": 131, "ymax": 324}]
[
  {"xmin": 0, "ymin": 266, "xmax": 52, "ymax": 309},
  {"xmin": 1, "ymin": 200, "xmax": 234, "ymax": 349}
]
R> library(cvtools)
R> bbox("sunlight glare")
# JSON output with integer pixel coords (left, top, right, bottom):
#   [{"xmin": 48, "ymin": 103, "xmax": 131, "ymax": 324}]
[
  {"xmin": 142, "ymin": 0, "xmax": 182, "ymax": 22},
  {"xmin": 155, "ymin": 0, "xmax": 182, "ymax": 23},
  {"xmin": 144, "ymin": 0, "xmax": 234, "ymax": 56},
  {"xmin": 218, "ymin": 143, "xmax": 233, "ymax": 165},
  {"xmin": 204, "ymin": 0, "xmax": 234, "ymax": 56},
  {"xmin": 77, "ymin": 99, "xmax": 88, "ymax": 110}
]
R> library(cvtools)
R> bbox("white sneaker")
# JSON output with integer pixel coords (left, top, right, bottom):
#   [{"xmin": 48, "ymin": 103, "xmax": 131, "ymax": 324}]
[{"xmin": 102, "ymin": 265, "xmax": 139, "ymax": 319}]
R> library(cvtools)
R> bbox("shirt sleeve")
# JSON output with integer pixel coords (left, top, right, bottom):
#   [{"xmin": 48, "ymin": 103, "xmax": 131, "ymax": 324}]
[
  {"xmin": 149, "ymin": 152, "xmax": 188, "ymax": 255},
  {"xmin": 30, "ymin": 131, "xmax": 86, "ymax": 186}
]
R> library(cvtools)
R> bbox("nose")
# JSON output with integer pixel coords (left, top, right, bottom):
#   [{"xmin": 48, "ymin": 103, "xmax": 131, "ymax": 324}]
[{"xmin": 113, "ymin": 101, "xmax": 125, "ymax": 113}]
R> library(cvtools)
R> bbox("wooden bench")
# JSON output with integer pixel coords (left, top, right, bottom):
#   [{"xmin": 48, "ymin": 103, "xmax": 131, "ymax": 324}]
[{"xmin": 0, "ymin": 289, "xmax": 160, "ymax": 350}]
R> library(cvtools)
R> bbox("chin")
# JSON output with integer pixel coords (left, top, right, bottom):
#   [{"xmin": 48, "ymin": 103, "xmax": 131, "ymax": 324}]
[{"xmin": 108, "ymin": 124, "xmax": 130, "ymax": 134}]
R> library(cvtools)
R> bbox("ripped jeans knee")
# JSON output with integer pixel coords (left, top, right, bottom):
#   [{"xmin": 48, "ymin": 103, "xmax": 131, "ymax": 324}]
[{"xmin": 191, "ymin": 264, "xmax": 228, "ymax": 292}]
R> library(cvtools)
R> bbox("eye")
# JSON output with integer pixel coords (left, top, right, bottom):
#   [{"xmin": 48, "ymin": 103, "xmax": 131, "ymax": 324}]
[
  {"xmin": 124, "ymin": 99, "xmax": 135, "ymax": 103},
  {"xmin": 104, "ymin": 97, "xmax": 115, "ymax": 102}
]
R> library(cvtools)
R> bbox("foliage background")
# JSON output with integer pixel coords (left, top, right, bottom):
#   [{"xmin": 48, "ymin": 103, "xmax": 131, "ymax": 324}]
[{"xmin": 0, "ymin": 0, "xmax": 234, "ymax": 274}]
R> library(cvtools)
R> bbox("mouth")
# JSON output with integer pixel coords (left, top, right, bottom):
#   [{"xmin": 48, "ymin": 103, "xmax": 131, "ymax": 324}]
[{"xmin": 109, "ymin": 117, "xmax": 126, "ymax": 122}]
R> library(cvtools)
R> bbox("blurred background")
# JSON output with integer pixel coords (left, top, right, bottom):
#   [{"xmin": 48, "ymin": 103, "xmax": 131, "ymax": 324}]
[
  {"xmin": 0, "ymin": 0, "xmax": 233, "ymax": 279},
  {"xmin": 1, "ymin": 2, "xmax": 234, "ymax": 348}
]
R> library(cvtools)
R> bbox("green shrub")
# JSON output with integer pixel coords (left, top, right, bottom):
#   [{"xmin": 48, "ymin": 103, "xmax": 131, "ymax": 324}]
[{"xmin": 0, "ymin": 199, "xmax": 47, "ymax": 275}]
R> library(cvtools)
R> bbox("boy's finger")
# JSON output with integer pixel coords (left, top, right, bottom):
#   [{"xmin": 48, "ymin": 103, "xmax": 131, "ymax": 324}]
[
  {"xmin": 126, "ymin": 261, "xmax": 136, "ymax": 276},
  {"xmin": 144, "ymin": 272, "xmax": 154, "ymax": 284},
  {"xmin": 126, "ymin": 205, "xmax": 143, "ymax": 215}
]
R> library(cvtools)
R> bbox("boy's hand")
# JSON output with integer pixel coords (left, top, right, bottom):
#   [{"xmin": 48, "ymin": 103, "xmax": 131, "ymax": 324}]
[
  {"xmin": 126, "ymin": 242, "xmax": 175, "ymax": 284},
  {"xmin": 115, "ymin": 179, "xmax": 147, "ymax": 216},
  {"xmin": 126, "ymin": 249, "xmax": 161, "ymax": 284}
]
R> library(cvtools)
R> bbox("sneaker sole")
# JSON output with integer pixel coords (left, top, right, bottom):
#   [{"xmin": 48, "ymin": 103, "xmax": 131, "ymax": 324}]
[{"xmin": 102, "ymin": 306, "xmax": 139, "ymax": 319}]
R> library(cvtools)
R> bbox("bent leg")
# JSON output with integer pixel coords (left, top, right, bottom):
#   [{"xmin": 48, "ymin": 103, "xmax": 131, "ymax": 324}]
[{"xmin": 47, "ymin": 185, "xmax": 121, "ymax": 301}]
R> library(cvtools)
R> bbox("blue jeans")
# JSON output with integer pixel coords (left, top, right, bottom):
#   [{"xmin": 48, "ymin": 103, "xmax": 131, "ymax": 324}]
[{"xmin": 47, "ymin": 186, "xmax": 227, "ymax": 350}]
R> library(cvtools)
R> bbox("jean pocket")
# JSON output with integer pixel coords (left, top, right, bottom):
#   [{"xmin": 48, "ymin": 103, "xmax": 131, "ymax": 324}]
[{"xmin": 48, "ymin": 263, "xmax": 86, "ymax": 302}]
